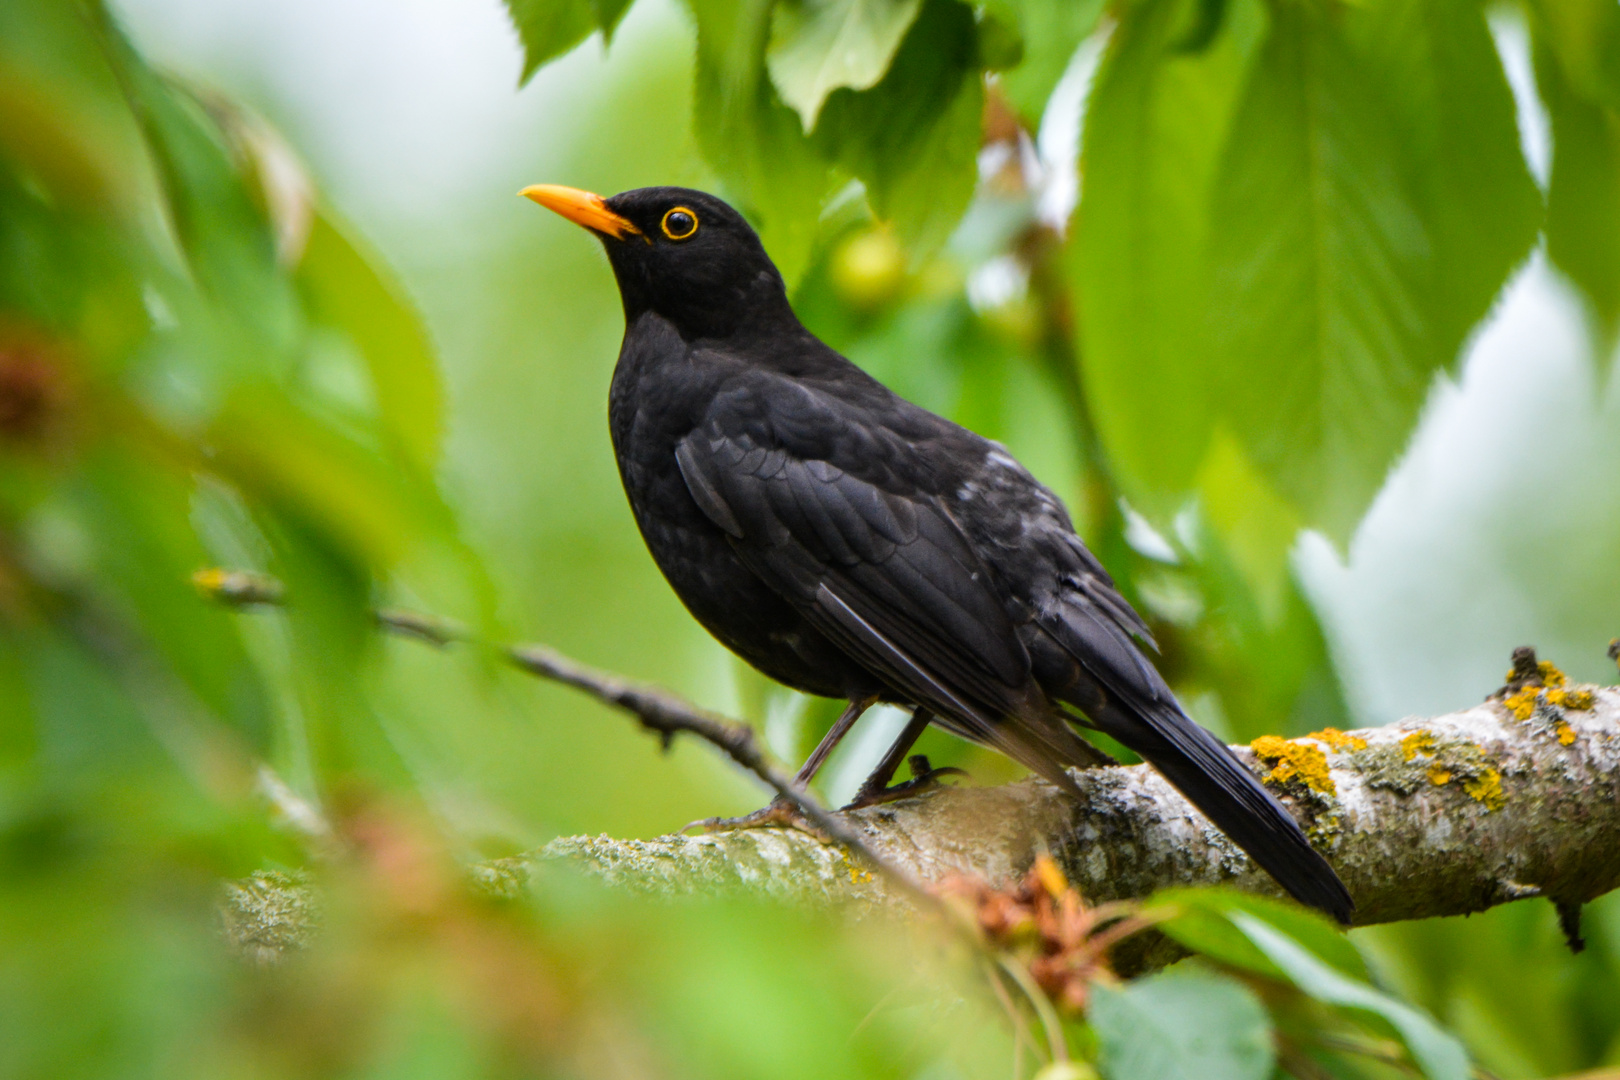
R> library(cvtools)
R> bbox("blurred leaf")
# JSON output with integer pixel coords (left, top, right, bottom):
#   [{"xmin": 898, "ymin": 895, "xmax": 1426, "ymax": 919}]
[
  {"xmin": 691, "ymin": 0, "xmax": 835, "ymax": 283},
  {"xmin": 296, "ymin": 211, "xmax": 445, "ymax": 472},
  {"xmin": 205, "ymin": 387, "xmax": 446, "ymax": 572},
  {"xmin": 995, "ymin": 0, "xmax": 1106, "ymax": 124},
  {"xmin": 1531, "ymin": 0, "xmax": 1620, "ymax": 338},
  {"xmin": 814, "ymin": 0, "xmax": 983, "ymax": 254},
  {"xmin": 1195, "ymin": 432, "xmax": 1300, "ymax": 626},
  {"xmin": 88, "ymin": 4, "xmax": 300, "ymax": 361},
  {"xmin": 767, "ymin": 0, "xmax": 924, "ymax": 132},
  {"xmin": 1071, "ymin": 0, "xmax": 1262, "ymax": 520},
  {"xmin": 1149, "ymin": 516, "xmax": 1351, "ymax": 743},
  {"xmin": 1154, "ymin": 886, "xmax": 1368, "ymax": 983},
  {"xmin": 0, "ymin": 161, "xmax": 146, "ymax": 368},
  {"xmin": 71, "ymin": 449, "xmax": 274, "ymax": 749},
  {"xmin": 974, "ymin": 1, "xmax": 1025, "ymax": 72},
  {"xmin": 505, "ymin": 0, "xmax": 595, "ymax": 85},
  {"xmin": 1528, "ymin": 0, "xmax": 1620, "ymax": 108},
  {"xmin": 591, "ymin": 0, "xmax": 636, "ymax": 41},
  {"xmin": 1206, "ymin": 0, "xmax": 1434, "ymax": 545},
  {"xmin": 0, "ymin": 67, "xmax": 120, "ymax": 211},
  {"xmin": 1347, "ymin": 0, "xmax": 1540, "ymax": 365},
  {"xmin": 1354, "ymin": 894, "xmax": 1620, "ymax": 1078},
  {"xmin": 1230, "ymin": 912, "xmax": 1470, "ymax": 1080},
  {"xmin": 1091, "ymin": 966, "xmax": 1274, "ymax": 1080},
  {"xmin": 270, "ymin": 514, "xmax": 410, "ymax": 787}
]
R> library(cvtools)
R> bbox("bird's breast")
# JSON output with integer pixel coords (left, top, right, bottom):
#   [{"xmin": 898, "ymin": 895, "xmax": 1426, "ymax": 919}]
[{"xmin": 605, "ymin": 328, "xmax": 866, "ymax": 699}]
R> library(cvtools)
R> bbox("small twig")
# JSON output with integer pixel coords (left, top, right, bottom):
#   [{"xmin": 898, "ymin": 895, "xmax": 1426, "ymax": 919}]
[
  {"xmin": 986, "ymin": 956, "xmax": 1049, "ymax": 1070},
  {"xmin": 197, "ymin": 570, "xmax": 947, "ymax": 914},
  {"xmin": 502, "ymin": 638, "xmax": 943, "ymax": 907},
  {"xmin": 254, "ymin": 764, "xmax": 335, "ymax": 849},
  {"xmin": 996, "ymin": 953, "xmax": 1071, "ymax": 1063}
]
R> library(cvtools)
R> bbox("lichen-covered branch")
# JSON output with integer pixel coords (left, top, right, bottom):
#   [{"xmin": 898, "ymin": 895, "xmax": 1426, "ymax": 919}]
[
  {"xmin": 541, "ymin": 680, "xmax": 1620, "ymax": 931},
  {"xmin": 204, "ymin": 566, "xmax": 1619, "ymax": 950}
]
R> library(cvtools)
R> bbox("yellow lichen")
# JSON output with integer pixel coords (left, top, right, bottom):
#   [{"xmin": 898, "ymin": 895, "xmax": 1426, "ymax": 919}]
[
  {"xmin": 1250, "ymin": 735, "xmax": 1335, "ymax": 795},
  {"xmin": 1503, "ymin": 686, "xmax": 1540, "ymax": 721},
  {"xmin": 1400, "ymin": 730, "xmax": 1437, "ymax": 761},
  {"xmin": 1545, "ymin": 686, "xmax": 1594, "ymax": 711},
  {"xmin": 1426, "ymin": 762, "xmax": 1453, "ymax": 786},
  {"xmin": 1463, "ymin": 767, "xmax": 1505, "ymax": 811},
  {"xmin": 1308, "ymin": 727, "xmax": 1367, "ymax": 753},
  {"xmin": 1537, "ymin": 660, "xmax": 1567, "ymax": 687},
  {"xmin": 1555, "ymin": 720, "xmax": 1577, "ymax": 746}
]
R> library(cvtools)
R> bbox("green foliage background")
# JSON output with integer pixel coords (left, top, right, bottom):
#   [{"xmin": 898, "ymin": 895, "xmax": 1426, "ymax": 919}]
[{"xmin": 1, "ymin": 0, "xmax": 1619, "ymax": 1077}]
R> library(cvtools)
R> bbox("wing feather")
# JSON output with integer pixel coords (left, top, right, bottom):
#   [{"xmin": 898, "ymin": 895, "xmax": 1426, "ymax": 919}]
[{"xmin": 675, "ymin": 421, "xmax": 1108, "ymax": 783}]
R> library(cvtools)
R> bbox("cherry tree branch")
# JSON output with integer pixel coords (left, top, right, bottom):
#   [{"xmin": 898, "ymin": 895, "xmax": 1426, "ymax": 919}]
[{"xmin": 198, "ymin": 572, "xmax": 1620, "ymax": 945}]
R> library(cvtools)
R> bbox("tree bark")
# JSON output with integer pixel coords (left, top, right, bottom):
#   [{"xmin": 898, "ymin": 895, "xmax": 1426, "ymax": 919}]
[
  {"xmin": 537, "ymin": 687, "xmax": 1620, "ymax": 927},
  {"xmin": 223, "ymin": 679, "xmax": 1620, "ymax": 966}
]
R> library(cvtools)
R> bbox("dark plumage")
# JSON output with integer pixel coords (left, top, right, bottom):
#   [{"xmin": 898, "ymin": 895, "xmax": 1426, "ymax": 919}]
[{"xmin": 523, "ymin": 183, "xmax": 1354, "ymax": 923}]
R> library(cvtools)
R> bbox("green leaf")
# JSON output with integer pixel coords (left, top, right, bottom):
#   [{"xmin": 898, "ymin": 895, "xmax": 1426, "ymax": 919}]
[
  {"xmin": 1204, "ymin": 0, "xmax": 1432, "ymax": 545},
  {"xmin": 995, "ymin": 0, "xmax": 1106, "ymax": 124},
  {"xmin": 813, "ymin": 0, "xmax": 983, "ymax": 254},
  {"xmin": 1528, "ymin": 0, "xmax": 1620, "ymax": 110},
  {"xmin": 1347, "ymin": 0, "xmax": 1542, "ymax": 373},
  {"xmin": 204, "ymin": 385, "xmax": 451, "ymax": 572},
  {"xmin": 1531, "ymin": 0, "xmax": 1620, "ymax": 337},
  {"xmin": 691, "ymin": 0, "xmax": 835, "ymax": 283},
  {"xmin": 296, "ymin": 211, "xmax": 445, "ymax": 473},
  {"xmin": 74, "ymin": 451, "xmax": 274, "ymax": 750},
  {"xmin": 1229, "ymin": 912, "xmax": 1470, "ymax": 1080},
  {"xmin": 974, "ymin": 1, "xmax": 1025, "ymax": 72},
  {"xmin": 1195, "ymin": 433, "xmax": 1301, "ymax": 626},
  {"xmin": 1174, "ymin": 542, "xmax": 1353, "ymax": 742},
  {"xmin": 89, "ymin": 5, "xmax": 299, "ymax": 359},
  {"xmin": 590, "ymin": 0, "xmax": 636, "ymax": 42},
  {"xmin": 504, "ymin": 0, "xmax": 596, "ymax": 85},
  {"xmin": 1091, "ymin": 967, "xmax": 1274, "ymax": 1080},
  {"xmin": 767, "ymin": 0, "xmax": 924, "ymax": 132},
  {"xmin": 1153, "ymin": 886, "xmax": 1368, "ymax": 983},
  {"xmin": 1071, "ymin": 0, "xmax": 1264, "ymax": 520}
]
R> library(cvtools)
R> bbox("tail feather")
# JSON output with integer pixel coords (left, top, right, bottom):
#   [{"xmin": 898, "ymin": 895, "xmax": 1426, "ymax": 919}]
[{"xmin": 1090, "ymin": 699, "xmax": 1355, "ymax": 924}]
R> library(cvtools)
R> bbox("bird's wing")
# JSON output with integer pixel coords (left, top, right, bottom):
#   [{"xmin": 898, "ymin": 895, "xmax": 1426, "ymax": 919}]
[{"xmin": 674, "ymin": 397, "xmax": 1096, "ymax": 785}]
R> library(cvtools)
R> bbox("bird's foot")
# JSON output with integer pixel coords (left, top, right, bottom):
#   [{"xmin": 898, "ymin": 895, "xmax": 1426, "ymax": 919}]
[
  {"xmin": 682, "ymin": 795, "xmax": 827, "ymax": 839},
  {"xmin": 843, "ymin": 755, "xmax": 968, "ymax": 810}
]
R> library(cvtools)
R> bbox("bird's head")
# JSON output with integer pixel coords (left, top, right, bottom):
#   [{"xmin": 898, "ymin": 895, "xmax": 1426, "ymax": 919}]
[{"xmin": 522, "ymin": 184, "xmax": 793, "ymax": 341}]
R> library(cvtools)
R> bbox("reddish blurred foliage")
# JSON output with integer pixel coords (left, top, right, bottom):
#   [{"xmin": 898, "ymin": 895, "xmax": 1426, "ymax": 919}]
[
  {"xmin": 938, "ymin": 855, "xmax": 1159, "ymax": 1014},
  {"xmin": 0, "ymin": 323, "xmax": 73, "ymax": 447}
]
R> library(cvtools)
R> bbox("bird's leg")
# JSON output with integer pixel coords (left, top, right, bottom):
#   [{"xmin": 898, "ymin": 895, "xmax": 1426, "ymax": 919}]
[
  {"xmin": 686, "ymin": 694, "xmax": 876, "ymax": 834},
  {"xmin": 843, "ymin": 707, "xmax": 967, "ymax": 809}
]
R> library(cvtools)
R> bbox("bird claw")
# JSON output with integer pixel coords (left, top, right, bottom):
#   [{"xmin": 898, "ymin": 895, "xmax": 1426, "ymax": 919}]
[
  {"xmin": 681, "ymin": 795, "xmax": 829, "ymax": 839},
  {"xmin": 843, "ymin": 755, "xmax": 968, "ymax": 810}
]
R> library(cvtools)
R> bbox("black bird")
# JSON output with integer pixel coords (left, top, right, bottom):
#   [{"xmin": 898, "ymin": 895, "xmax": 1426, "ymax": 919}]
[{"xmin": 522, "ymin": 183, "xmax": 1354, "ymax": 923}]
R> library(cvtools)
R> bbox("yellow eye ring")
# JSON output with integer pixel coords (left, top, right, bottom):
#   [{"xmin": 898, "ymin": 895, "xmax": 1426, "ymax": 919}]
[{"xmin": 661, "ymin": 207, "xmax": 699, "ymax": 241}]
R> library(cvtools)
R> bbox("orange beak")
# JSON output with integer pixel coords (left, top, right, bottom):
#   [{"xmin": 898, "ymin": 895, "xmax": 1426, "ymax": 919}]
[{"xmin": 520, "ymin": 184, "xmax": 640, "ymax": 239}]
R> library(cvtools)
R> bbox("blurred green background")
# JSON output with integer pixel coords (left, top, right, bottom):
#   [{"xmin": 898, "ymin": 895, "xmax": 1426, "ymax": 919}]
[{"xmin": 2, "ymin": 0, "xmax": 1619, "ymax": 1076}]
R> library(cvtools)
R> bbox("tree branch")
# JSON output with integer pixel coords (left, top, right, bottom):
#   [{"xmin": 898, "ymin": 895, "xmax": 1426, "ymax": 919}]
[
  {"xmin": 536, "ymin": 683, "xmax": 1620, "ymax": 933},
  {"xmin": 199, "ymin": 573, "xmax": 1620, "ymax": 941}
]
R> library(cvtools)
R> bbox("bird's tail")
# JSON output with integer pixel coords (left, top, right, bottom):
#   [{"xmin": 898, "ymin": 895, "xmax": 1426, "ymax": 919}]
[{"xmin": 1089, "ymin": 698, "xmax": 1355, "ymax": 924}]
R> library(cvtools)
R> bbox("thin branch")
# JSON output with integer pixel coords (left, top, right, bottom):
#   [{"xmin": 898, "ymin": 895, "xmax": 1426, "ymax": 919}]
[{"xmin": 197, "ymin": 570, "xmax": 947, "ymax": 915}]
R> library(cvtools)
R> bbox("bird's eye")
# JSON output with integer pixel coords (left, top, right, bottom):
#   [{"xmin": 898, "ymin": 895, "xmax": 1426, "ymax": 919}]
[{"xmin": 661, "ymin": 207, "xmax": 699, "ymax": 241}]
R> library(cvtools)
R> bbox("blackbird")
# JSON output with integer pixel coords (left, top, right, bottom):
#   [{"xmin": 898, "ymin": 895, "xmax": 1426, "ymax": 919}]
[{"xmin": 522, "ymin": 183, "xmax": 1354, "ymax": 923}]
